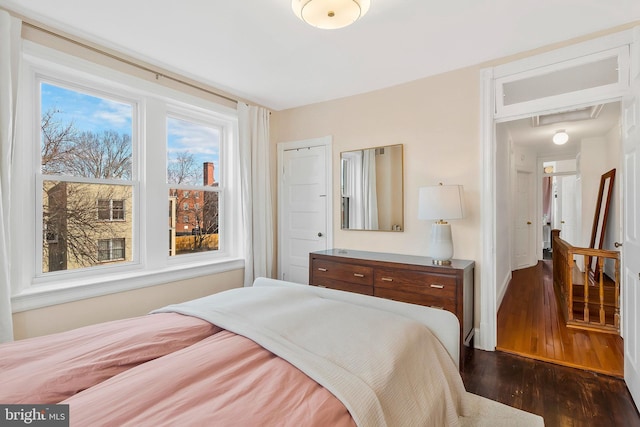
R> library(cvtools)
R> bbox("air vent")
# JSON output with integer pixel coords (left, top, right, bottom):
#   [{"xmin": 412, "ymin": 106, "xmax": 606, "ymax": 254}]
[{"xmin": 531, "ymin": 104, "xmax": 604, "ymax": 127}]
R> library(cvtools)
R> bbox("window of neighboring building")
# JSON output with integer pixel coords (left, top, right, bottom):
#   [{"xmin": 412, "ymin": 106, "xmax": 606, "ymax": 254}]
[
  {"xmin": 98, "ymin": 199, "xmax": 125, "ymax": 221},
  {"xmin": 98, "ymin": 238, "xmax": 126, "ymax": 262}
]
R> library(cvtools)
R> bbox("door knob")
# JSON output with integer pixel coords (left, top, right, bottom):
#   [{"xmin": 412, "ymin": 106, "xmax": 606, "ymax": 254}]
[
  {"xmin": 561, "ymin": 221, "xmax": 565, "ymax": 224},
  {"xmin": 614, "ymin": 242, "xmax": 623, "ymax": 248},
  {"xmin": 318, "ymin": 232, "xmax": 323, "ymax": 237},
  {"xmin": 527, "ymin": 221, "xmax": 532, "ymax": 225}
]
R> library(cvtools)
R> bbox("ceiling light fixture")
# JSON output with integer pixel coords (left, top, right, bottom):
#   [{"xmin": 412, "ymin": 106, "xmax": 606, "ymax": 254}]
[
  {"xmin": 552, "ymin": 130, "xmax": 569, "ymax": 145},
  {"xmin": 292, "ymin": 0, "xmax": 370, "ymax": 30}
]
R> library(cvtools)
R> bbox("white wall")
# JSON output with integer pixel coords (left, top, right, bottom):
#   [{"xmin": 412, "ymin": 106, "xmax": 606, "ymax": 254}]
[
  {"xmin": 580, "ymin": 137, "xmax": 613, "ymax": 247},
  {"xmin": 495, "ymin": 125, "xmax": 512, "ymax": 307},
  {"xmin": 604, "ymin": 123, "xmax": 622, "ymax": 276}
]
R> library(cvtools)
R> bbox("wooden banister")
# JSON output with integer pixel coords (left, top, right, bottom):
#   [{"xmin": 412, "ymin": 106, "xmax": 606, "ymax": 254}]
[{"xmin": 551, "ymin": 230, "xmax": 620, "ymax": 334}]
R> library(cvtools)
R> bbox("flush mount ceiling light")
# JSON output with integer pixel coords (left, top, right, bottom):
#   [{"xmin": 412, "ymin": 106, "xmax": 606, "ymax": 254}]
[
  {"xmin": 552, "ymin": 130, "xmax": 569, "ymax": 145},
  {"xmin": 292, "ymin": 0, "xmax": 370, "ymax": 29}
]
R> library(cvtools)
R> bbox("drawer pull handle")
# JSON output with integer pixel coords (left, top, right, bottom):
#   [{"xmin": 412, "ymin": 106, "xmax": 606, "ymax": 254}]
[
  {"xmin": 381, "ymin": 277, "xmax": 393, "ymax": 282},
  {"xmin": 317, "ymin": 268, "xmax": 327, "ymax": 272},
  {"xmin": 431, "ymin": 306, "xmax": 444, "ymax": 310},
  {"xmin": 353, "ymin": 273, "xmax": 365, "ymax": 278},
  {"xmin": 430, "ymin": 284, "xmax": 444, "ymax": 289}
]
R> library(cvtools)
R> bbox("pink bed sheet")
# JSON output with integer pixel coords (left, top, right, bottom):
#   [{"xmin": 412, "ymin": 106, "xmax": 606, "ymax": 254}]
[
  {"xmin": 63, "ymin": 330, "xmax": 356, "ymax": 427},
  {"xmin": 0, "ymin": 313, "xmax": 220, "ymax": 404}
]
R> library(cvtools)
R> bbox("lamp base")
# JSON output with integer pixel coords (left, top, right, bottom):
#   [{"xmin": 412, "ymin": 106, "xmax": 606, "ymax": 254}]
[{"xmin": 429, "ymin": 222, "xmax": 454, "ymax": 265}]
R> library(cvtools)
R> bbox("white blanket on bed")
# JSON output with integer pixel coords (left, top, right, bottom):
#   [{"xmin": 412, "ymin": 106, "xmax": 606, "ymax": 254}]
[{"xmin": 153, "ymin": 286, "xmax": 543, "ymax": 427}]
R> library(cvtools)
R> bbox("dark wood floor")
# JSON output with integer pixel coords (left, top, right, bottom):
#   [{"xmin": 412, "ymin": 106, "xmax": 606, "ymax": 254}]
[
  {"xmin": 461, "ymin": 348, "xmax": 640, "ymax": 426},
  {"xmin": 497, "ymin": 260, "xmax": 624, "ymax": 377}
]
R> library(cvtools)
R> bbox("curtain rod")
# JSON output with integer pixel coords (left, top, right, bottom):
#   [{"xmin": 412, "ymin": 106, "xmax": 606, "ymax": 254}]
[{"xmin": 23, "ymin": 21, "xmax": 239, "ymax": 105}]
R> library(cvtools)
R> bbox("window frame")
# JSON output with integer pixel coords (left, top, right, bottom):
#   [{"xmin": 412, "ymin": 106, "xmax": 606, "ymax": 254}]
[{"xmin": 11, "ymin": 41, "xmax": 243, "ymax": 312}]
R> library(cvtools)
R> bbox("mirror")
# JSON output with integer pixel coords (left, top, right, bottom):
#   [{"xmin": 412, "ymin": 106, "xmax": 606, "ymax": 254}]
[
  {"xmin": 341, "ymin": 144, "xmax": 403, "ymax": 231},
  {"xmin": 588, "ymin": 168, "xmax": 616, "ymax": 277}
]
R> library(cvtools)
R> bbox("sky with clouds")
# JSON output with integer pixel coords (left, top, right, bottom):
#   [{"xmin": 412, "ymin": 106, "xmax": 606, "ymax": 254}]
[{"xmin": 41, "ymin": 82, "xmax": 220, "ymax": 182}]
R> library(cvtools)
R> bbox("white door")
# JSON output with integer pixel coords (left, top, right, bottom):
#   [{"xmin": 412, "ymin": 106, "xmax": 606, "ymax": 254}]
[
  {"xmin": 622, "ymin": 47, "xmax": 640, "ymax": 407},
  {"xmin": 514, "ymin": 170, "xmax": 534, "ymax": 269},
  {"xmin": 279, "ymin": 143, "xmax": 330, "ymax": 284},
  {"xmin": 559, "ymin": 175, "xmax": 578, "ymax": 246}
]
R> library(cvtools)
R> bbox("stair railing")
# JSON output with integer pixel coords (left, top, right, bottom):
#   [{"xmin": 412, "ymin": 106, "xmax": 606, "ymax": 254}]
[{"xmin": 551, "ymin": 230, "xmax": 620, "ymax": 334}]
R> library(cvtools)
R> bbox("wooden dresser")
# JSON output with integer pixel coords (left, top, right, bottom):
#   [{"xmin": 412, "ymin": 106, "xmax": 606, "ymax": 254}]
[{"xmin": 309, "ymin": 249, "xmax": 474, "ymax": 368}]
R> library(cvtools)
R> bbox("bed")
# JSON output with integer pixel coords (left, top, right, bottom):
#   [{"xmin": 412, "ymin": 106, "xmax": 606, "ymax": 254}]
[{"xmin": 0, "ymin": 277, "xmax": 544, "ymax": 426}]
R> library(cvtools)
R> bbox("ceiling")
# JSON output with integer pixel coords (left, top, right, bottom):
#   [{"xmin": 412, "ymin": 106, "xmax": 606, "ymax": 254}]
[
  {"xmin": 500, "ymin": 102, "xmax": 621, "ymax": 158},
  {"xmin": 2, "ymin": 0, "xmax": 639, "ymax": 111}
]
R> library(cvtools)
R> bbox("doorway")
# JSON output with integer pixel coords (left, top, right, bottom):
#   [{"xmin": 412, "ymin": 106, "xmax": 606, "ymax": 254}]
[{"xmin": 495, "ymin": 102, "xmax": 622, "ymax": 374}]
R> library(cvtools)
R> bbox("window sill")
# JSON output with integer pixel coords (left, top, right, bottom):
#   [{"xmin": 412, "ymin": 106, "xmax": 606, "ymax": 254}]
[{"xmin": 11, "ymin": 257, "xmax": 245, "ymax": 313}]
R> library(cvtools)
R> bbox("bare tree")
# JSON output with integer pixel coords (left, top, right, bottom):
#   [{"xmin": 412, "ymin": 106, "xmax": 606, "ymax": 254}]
[
  {"xmin": 68, "ymin": 130, "xmax": 132, "ymax": 179},
  {"xmin": 41, "ymin": 108, "xmax": 78, "ymax": 175},
  {"xmin": 168, "ymin": 151, "xmax": 201, "ymax": 185}
]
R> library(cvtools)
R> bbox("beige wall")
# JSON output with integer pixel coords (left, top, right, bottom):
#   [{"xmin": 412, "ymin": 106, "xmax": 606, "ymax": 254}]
[
  {"xmin": 272, "ymin": 68, "xmax": 483, "ymax": 327},
  {"xmin": 13, "ymin": 269, "xmax": 243, "ymax": 339},
  {"xmin": 272, "ymin": 66, "xmax": 482, "ymax": 262}
]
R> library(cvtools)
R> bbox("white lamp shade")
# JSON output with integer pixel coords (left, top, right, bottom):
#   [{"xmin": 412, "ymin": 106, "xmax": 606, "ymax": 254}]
[
  {"xmin": 418, "ymin": 185, "xmax": 464, "ymax": 221},
  {"xmin": 292, "ymin": 0, "xmax": 370, "ymax": 29}
]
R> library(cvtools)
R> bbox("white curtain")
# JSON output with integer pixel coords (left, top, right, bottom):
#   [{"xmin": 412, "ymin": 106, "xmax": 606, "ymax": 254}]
[
  {"xmin": 0, "ymin": 10, "xmax": 21, "ymax": 343},
  {"xmin": 362, "ymin": 149, "xmax": 378, "ymax": 229},
  {"xmin": 238, "ymin": 103, "xmax": 273, "ymax": 287}
]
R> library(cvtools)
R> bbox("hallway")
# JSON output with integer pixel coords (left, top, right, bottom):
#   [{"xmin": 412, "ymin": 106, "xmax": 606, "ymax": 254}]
[{"xmin": 497, "ymin": 260, "xmax": 624, "ymax": 378}]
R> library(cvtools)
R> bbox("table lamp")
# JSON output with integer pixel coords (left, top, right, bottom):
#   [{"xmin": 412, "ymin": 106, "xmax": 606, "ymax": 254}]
[{"xmin": 418, "ymin": 184, "xmax": 464, "ymax": 265}]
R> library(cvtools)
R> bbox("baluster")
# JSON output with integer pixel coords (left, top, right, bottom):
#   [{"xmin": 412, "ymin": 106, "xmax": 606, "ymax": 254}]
[
  {"xmin": 567, "ymin": 251, "xmax": 574, "ymax": 322},
  {"xmin": 598, "ymin": 257, "xmax": 605, "ymax": 325}
]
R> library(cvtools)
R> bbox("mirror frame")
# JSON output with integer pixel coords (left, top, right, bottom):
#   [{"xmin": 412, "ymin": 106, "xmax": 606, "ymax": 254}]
[
  {"xmin": 340, "ymin": 144, "xmax": 404, "ymax": 232},
  {"xmin": 588, "ymin": 168, "xmax": 616, "ymax": 277}
]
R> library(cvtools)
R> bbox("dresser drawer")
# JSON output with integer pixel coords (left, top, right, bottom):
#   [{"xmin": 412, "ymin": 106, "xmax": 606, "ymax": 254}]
[
  {"xmin": 311, "ymin": 281, "xmax": 374, "ymax": 296},
  {"xmin": 374, "ymin": 269, "xmax": 457, "ymax": 299},
  {"xmin": 374, "ymin": 287, "xmax": 456, "ymax": 312},
  {"xmin": 311, "ymin": 259, "xmax": 374, "ymax": 286}
]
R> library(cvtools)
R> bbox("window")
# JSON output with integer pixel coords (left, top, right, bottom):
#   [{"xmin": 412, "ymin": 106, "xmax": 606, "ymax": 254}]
[
  {"xmin": 167, "ymin": 116, "xmax": 221, "ymax": 256},
  {"xmin": 98, "ymin": 238, "xmax": 126, "ymax": 262},
  {"xmin": 98, "ymin": 199, "xmax": 125, "ymax": 221},
  {"xmin": 14, "ymin": 42, "xmax": 241, "ymax": 309},
  {"xmin": 40, "ymin": 82, "xmax": 134, "ymax": 273}
]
